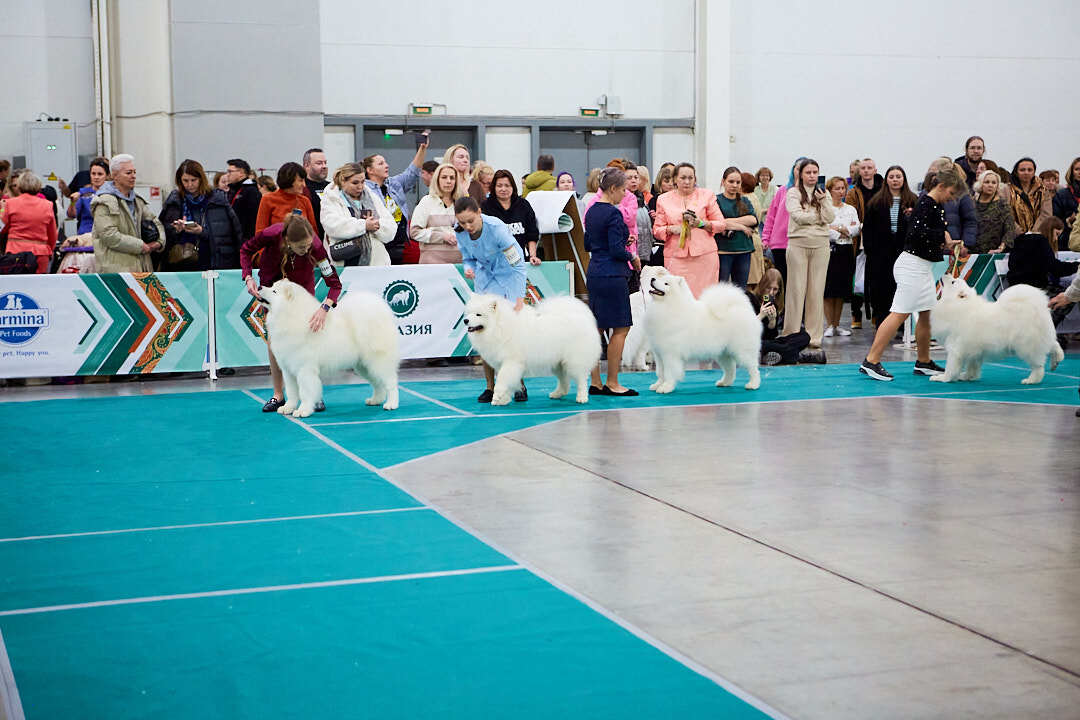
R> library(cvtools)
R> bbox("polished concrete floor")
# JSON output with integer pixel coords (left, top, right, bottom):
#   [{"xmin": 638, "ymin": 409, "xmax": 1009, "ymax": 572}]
[{"xmin": 4, "ymin": 322, "xmax": 1080, "ymax": 719}]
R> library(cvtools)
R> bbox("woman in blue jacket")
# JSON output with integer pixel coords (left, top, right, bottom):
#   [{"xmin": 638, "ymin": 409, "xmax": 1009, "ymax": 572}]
[{"xmin": 584, "ymin": 167, "xmax": 641, "ymax": 396}]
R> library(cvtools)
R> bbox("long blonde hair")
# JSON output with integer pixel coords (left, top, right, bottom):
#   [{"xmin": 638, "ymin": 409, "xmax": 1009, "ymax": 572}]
[
  {"xmin": 442, "ymin": 144, "xmax": 471, "ymax": 173},
  {"xmin": 428, "ymin": 163, "xmax": 465, "ymax": 203}
]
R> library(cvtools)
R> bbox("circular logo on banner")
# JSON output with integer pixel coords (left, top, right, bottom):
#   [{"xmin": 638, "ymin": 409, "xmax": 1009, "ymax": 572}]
[
  {"xmin": 0, "ymin": 292, "xmax": 50, "ymax": 346},
  {"xmin": 382, "ymin": 280, "xmax": 419, "ymax": 318}
]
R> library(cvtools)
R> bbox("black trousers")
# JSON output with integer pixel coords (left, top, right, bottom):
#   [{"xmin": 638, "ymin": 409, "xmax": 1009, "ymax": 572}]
[{"xmin": 763, "ymin": 330, "xmax": 810, "ymax": 365}]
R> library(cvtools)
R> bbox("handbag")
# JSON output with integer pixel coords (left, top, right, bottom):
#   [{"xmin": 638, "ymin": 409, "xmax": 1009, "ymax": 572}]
[
  {"xmin": 328, "ymin": 192, "xmax": 372, "ymax": 264},
  {"xmin": 140, "ymin": 218, "xmax": 160, "ymax": 244},
  {"xmin": 167, "ymin": 241, "xmax": 199, "ymax": 266}
]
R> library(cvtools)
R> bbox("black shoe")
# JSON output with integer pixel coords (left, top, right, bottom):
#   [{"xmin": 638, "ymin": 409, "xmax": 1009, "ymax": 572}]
[
  {"xmin": 913, "ymin": 360, "xmax": 945, "ymax": 376},
  {"xmin": 859, "ymin": 359, "xmax": 893, "ymax": 381},
  {"xmin": 603, "ymin": 386, "xmax": 639, "ymax": 397},
  {"xmin": 314, "ymin": 400, "xmax": 326, "ymax": 412},
  {"xmin": 513, "ymin": 382, "xmax": 528, "ymax": 402},
  {"xmin": 798, "ymin": 349, "xmax": 826, "ymax": 364},
  {"xmin": 762, "ymin": 351, "xmax": 783, "ymax": 366},
  {"xmin": 477, "ymin": 388, "xmax": 494, "ymax": 403},
  {"xmin": 218, "ymin": 367, "xmax": 236, "ymax": 376},
  {"xmin": 589, "ymin": 385, "xmax": 605, "ymax": 395},
  {"xmin": 262, "ymin": 397, "xmax": 285, "ymax": 412}
]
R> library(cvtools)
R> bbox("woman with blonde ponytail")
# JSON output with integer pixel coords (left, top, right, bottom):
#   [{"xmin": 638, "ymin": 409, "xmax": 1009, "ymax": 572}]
[
  {"xmin": 240, "ymin": 212, "xmax": 343, "ymax": 412},
  {"xmin": 860, "ymin": 161, "xmax": 966, "ymax": 381}
]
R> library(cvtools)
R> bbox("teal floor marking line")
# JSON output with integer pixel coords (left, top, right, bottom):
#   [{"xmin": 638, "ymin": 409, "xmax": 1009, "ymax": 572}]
[
  {"xmin": 0, "ymin": 391, "xmax": 420, "ymax": 537},
  {"xmin": 0, "ymin": 566, "xmax": 525, "ymax": 618},
  {"xmin": 0, "ymin": 571, "xmax": 781, "ymax": 720},
  {"xmin": 0, "ymin": 507, "xmax": 429, "ymax": 544},
  {"xmin": 0, "ymin": 511, "xmax": 512, "ymax": 613}
]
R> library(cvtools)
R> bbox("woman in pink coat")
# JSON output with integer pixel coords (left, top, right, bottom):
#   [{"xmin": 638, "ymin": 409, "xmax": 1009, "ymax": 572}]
[
  {"xmin": 760, "ymin": 158, "xmax": 805, "ymax": 284},
  {"xmin": 652, "ymin": 162, "xmax": 726, "ymax": 297}
]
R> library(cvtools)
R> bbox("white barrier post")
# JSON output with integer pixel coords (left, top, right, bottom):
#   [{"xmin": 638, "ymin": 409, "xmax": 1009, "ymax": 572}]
[{"xmin": 204, "ymin": 270, "xmax": 218, "ymax": 381}]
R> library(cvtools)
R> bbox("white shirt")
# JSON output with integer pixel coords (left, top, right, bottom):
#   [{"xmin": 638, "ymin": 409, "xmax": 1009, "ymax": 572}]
[{"xmin": 828, "ymin": 202, "xmax": 861, "ymax": 245}]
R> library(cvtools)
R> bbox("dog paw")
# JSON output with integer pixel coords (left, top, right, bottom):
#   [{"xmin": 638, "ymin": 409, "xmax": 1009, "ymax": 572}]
[
  {"xmin": 648, "ymin": 380, "xmax": 661, "ymax": 391},
  {"xmin": 928, "ymin": 374, "xmax": 948, "ymax": 383},
  {"xmin": 574, "ymin": 394, "xmax": 589, "ymax": 404},
  {"xmin": 278, "ymin": 403, "xmax": 297, "ymax": 415},
  {"xmin": 382, "ymin": 401, "xmax": 399, "ymax": 411},
  {"xmin": 365, "ymin": 396, "xmax": 381, "ymax": 406},
  {"xmin": 1020, "ymin": 377, "xmax": 1040, "ymax": 385},
  {"xmin": 715, "ymin": 378, "xmax": 734, "ymax": 388},
  {"xmin": 656, "ymin": 382, "xmax": 675, "ymax": 394},
  {"xmin": 293, "ymin": 406, "xmax": 314, "ymax": 418},
  {"xmin": 490, "ymin": 393, "xmax": 511, "ymax": 406},
  {"xmin": 548, "ymin": 389, "xmax": 568, "ymax": 400},
  {"xmin": 744, "ymin": 380, "xmax": 760, "ymax": 390}
]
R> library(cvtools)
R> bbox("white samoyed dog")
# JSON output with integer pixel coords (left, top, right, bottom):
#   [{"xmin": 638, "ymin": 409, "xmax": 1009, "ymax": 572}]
[
  {"xmin": 463, "ymin": 294, "xmax": 601, "ymax": 405},
  {"xmin": 643, "ymin": 268, "xmax": 762, "ymax": 392},
  {"xmin": 260, "ymin": 279, "xmax": 400, "ymax": 416},
  {"xmin": 621, "ymin": 265, "xmax": 665, "ymax": 370},
  {"xmin": 930, "ymin": 275, "xmax": 1063, "ymax": 384}
]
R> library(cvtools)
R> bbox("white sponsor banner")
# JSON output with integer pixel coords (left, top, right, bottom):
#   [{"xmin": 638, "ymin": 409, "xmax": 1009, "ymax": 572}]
[{"xmin": 338, "ymin": 264, "xmax": 475, "ymax": 358}]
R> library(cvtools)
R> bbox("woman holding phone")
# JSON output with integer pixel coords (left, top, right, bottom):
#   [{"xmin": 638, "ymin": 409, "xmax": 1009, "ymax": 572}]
[
  {"xmin": 160, "ymin": 159, "xmax": 243, "ymax": 270},
  {"xmin": 783, "ymin": 158, "xmax": 834, "ymax": 347},
  {"xmin": 321, "ymin": 162, "xmax": 396, "ymax": 266}
]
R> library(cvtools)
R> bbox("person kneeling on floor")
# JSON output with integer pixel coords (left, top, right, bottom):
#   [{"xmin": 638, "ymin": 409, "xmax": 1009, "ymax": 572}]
[{"xmin": 746, "ymin": 268, "xmax": 811, "ymax": 365}]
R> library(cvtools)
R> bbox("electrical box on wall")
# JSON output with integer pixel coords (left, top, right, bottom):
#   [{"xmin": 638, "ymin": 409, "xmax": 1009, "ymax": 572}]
[{"xmin": 24, "ymin": 121, "xmax": 78, "ymax": 183}]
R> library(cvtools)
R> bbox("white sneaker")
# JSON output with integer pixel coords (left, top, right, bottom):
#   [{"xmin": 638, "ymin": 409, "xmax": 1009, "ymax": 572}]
[
  {"xmin": 836, "ymin": 327, "xmax": 852, "ymax": 336},
  {"xmin": 823, "ymin": 326, "xmax": 834, "ymax": 337}
]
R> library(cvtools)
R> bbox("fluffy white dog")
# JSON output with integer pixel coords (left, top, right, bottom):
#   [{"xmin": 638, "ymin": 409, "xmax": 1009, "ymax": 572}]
[
  {"xmin": 644, "ymin": 268, "xmax": 762, "ymax": 392},
  {"xmin": 930, "ymin": 276, "xmax": 1064, "ymax": 384},
  {"xmin": 260, "ymin": 279, "xmax": 400, "ymax": 416},
  {"xmin": 463, "ymin": 294, "xmax": 601, "ymax": 405},
  {"xmin": 621, "ymin": 265, "xmax": 665, "ymax": 370}
]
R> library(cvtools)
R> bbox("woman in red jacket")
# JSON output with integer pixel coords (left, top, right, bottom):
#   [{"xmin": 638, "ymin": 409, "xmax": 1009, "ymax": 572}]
[
  {"xmin": 240, "ymin": 213, "xmax": 343, "ymax": 412},
  {"xmin": 0, "ymin": 171, "xmax": 57, "ymax": 273}
]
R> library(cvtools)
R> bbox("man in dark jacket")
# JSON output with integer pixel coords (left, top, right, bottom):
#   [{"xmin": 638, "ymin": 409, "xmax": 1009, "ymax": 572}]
[
  {"xmin": 954, "ymin": 135, "xmax": 985, "ymax": 189},
  {"xmin": 844, "ymin": 158, "xmax": 883, "ymax": 327},
  {"xmin": 303, "ymin": 148, "xmax": 329, "ymax": 238},
  {"xmin": 225, "ymin": 158, "xmax": 261, "ymax": 243}
]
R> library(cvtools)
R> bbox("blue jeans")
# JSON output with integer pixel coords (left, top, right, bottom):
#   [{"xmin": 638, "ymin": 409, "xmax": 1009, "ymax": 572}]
[{"xmin": 718, "ymin": 252, "xmax": 752, "ymax": 288}]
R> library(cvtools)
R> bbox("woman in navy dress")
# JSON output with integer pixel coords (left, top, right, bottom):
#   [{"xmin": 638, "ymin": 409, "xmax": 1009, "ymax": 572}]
[{"xmin": 584, "ymin": 167, "xmax": 642, "ymax": 396}]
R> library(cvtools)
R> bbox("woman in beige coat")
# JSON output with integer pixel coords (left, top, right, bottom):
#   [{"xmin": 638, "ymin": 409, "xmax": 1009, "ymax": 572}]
[{"xmin": 91, "ymin": 154, "xmax": 166, "ymax": 272}]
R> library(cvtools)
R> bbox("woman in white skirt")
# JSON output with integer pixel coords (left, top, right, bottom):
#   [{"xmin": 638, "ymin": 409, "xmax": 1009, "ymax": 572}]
[{"xmin": 859, "ymin": 161, "xmax": 967, "ymax": 381}]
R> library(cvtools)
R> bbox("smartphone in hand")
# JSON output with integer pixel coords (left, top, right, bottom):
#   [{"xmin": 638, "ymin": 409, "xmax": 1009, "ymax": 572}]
[{"xmin": 414, "ymin": 131, "xmax": 430, "ymax": 148}]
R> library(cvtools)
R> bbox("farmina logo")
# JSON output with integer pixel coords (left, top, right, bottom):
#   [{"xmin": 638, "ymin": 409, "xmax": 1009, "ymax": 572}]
[{"xmin": 0, "ymin": 292, "xmax": 50, "ymax": 345}]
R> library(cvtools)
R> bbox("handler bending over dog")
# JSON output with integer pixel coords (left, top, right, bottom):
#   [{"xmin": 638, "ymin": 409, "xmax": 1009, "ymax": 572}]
[
  {"xmin": 453, "ymin": 196, "xmax": 529, "ymax": 403},
  {"xmin": 241, "ymin": 212, "xmax": 343, "ymax": 412}
]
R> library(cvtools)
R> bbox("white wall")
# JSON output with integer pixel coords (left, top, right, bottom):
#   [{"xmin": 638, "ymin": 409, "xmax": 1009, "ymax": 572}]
[
  {"xmin": 730, "ymin": 0, "xmax": 1080, "ymax": 186},
  {"xmin": 169, "ymin": 0, "xmax": 323, "ymax": 181},
  {"xmin": 319, "ymin": 0, "xmax": 695, "ymax": 119},
  {"xmin": 1, "ymin": 0, "xmax": 96, "ymax": 166},
  {"xmin": 653, "ymin": 128, "xmax": 696, "ymax": 169}
]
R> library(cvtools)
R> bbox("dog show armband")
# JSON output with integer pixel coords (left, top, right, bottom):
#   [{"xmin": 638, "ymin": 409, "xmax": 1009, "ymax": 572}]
[{"xmin": 316, "ymin": 258, "xmax": 334, "ymax": 278}]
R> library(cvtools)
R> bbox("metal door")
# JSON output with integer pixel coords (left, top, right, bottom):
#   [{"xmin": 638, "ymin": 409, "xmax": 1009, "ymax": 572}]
[{"xmin": 539, "ymin": 129, "xmax": 643, "ymax": 193}]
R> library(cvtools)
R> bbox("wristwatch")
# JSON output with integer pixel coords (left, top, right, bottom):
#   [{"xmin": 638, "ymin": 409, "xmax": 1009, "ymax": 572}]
[{"xmin": 320, "ymin": 302, "xmax": 332, "ymax": 312}]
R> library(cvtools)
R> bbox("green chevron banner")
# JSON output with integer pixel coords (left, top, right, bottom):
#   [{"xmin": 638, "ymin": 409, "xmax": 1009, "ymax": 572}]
[
  {"xmin": 932, "ymin": 252, "xmax": 1008, "ymax": 299},
  {"xmin": 0, "ymin": 273, "xmax": 210, "ymax": 379},
  {"xmin": 214, "ymin": 262, "xmax": 573, "ymax": 368}
]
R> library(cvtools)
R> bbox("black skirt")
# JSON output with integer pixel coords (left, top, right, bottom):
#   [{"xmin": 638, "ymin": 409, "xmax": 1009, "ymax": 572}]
[
  {"xmin": 824, "ymin": 243, "xmax": 856, "ymax": 299},
  {"xmin": 587, "ymin": 273, "xmax": 633, "ymax": 329}
]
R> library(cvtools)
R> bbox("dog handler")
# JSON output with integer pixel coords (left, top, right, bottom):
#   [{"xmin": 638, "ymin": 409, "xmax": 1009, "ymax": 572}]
[
  {"xmin": 453, "ymin": 196, "xmax": 528, "ymax": 403},
  {"xmin": 859, "ymin": 162, "xmax": 966, "ymax": 381},
  {"xmin": 241, "ymin": 213, "xmax": 343, "ymax": 411}
]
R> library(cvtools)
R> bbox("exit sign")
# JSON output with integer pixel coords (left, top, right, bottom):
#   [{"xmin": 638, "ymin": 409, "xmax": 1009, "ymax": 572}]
[
  {"xmin": 580, "ymin": 107, "xmax": 600, "ymax": 117},
  {"xmin": 412, "ymin": 106, "xmax": 432, "ymax": 115}
]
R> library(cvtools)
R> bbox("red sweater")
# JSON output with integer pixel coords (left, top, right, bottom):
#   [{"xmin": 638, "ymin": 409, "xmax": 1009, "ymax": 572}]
[
  {"xmin": 255, "ymin": 190, "xmax": 316, "ymax": 234},
  {"xmin": 240, "ymin": 223, "xmax": 342, "ymax": 303},
  {"xmin": 0, "ymin": 194, "xmax": 58, "ymax": 253}
]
